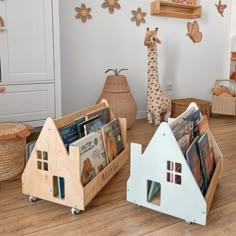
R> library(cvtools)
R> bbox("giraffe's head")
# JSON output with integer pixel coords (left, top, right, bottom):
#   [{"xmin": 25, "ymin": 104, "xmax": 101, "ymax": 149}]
[{"xmin": 144, "ymin": 28, "xmax": 161, "ymax": 48}]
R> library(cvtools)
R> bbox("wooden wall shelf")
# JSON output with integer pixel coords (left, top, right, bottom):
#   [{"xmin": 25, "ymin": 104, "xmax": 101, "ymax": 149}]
[{"xmin": 151, "ymin": 0, "xmax": 202, "ymax": 19}]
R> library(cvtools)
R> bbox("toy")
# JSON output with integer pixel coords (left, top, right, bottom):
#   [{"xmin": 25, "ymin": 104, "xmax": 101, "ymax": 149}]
[
  {"xmin": 144, "ymin": 27, "xmax": 171, "ymax": 126},
  {"xmin": 211, "ymin": 86, "xmax": 231, "ymax": 96}
]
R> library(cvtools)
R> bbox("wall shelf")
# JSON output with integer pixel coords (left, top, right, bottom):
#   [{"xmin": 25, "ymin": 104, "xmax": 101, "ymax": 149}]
[{"xmin": 151, "ymin": 0, "xmax": 202, "ymax": 19}]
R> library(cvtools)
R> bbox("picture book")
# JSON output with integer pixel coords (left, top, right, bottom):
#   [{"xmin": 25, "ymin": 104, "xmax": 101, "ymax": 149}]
[
  {"xmin": 172, "ymin": 119, "xmax": 194, "ymax": 155},
  {"xmin": 184, "ymin": 109, "xmax": 201, "ymax": 137},
  {"xmin": 84, "ymin": 115, "xmax": 107, "ymax": 135},
  {"xmin": 57, "ymin": 177, "xmax": 65, "ymax": 199},
  {"xmin": 70, "ymin": 132, "xmax": 107, "ymax": 186},
  {"xmin": 26, "ymin": 140, "xmax": 36, "ymax": 162},
  {"xmin": 186, "ymin": 136, "xmax": 206, "ymax": 196},
  {"xmin": 197, "ymin": 132, "xmax": 215, "ymax": 191},
  {"xmin": 77, "ymin": 115, "xmax": 101, "ymax": 138},
  {"xmin": 59, "ymin": 116, "xmax": 86, "ymax": 149},
  {"xmin": 86, "ymin": 107, "xmax": 110, "ymax": 125},
  {"xmin": 101, "ymin": 119, "xmax": 124, "ymax": 164},
  {"xmin": 197, "ymin": 115, "xmax": 216, "ymax": 168},
  {"xmin": 147, "ymin": 181, "xmax": 161, "ymax": 202}
]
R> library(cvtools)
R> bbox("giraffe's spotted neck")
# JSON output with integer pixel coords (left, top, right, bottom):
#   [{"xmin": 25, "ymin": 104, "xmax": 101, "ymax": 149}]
[{"xmin": 148, "ymin": 45, "xmax": 160, "ymax": 86}]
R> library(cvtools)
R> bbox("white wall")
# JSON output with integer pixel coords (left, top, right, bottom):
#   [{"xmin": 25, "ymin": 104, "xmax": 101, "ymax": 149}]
[{"xmin": 59, "ymin": 0, "xmax": 232, "ymax": 118}]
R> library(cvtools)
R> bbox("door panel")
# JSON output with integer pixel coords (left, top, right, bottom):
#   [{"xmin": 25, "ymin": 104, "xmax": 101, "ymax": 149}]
[
  {"xmin": 0, "ymin": 83, "xmax": 55, "ymax": 123},
  {"xmin": 3, "ymin": 0, "xmax": 54, "ymax": 83}
]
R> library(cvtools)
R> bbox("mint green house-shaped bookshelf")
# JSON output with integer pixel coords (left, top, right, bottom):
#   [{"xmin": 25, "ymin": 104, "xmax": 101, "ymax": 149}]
[{"xmin": 127, "ymin": 103, "xmax": 223, "ymax": 225}]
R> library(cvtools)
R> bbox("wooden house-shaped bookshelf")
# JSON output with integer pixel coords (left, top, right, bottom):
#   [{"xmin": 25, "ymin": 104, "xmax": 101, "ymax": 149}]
[
  {"xmin": 22, "ymin": 100, "xmax": 129, "ymax": 214},
  {"xmin": 127, "ymin": 103, "xmax": 223, "ymax": 225}
]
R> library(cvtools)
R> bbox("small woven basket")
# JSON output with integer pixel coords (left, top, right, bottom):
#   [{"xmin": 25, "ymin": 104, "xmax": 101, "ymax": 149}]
[
  {"xmin": 171, "ymin": 98, "xmax": 211, "ymax": 118},
  {"xmin": 0, "ymin": 123, "xmax": 32, "ymax": 181}
]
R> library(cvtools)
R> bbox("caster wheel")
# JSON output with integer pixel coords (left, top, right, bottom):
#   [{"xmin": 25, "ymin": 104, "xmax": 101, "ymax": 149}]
[
  {"xmin": 71, "ymin": 208, "xmax": 80, "ymax": 215},
  {"xmin": 29, "ymin": 196, "xmax": 38, "ymax": 203},
  {"xmin": 185, "ymin": 220, "xmax": 192, "ymax": 225}
]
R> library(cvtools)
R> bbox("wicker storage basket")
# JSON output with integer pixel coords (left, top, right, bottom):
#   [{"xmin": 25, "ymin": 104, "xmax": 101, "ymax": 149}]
[
  {"xmin": 211, "ymin": 95, "xmax": 236, "ymax": 116},
  {"xmin": 97, "ymin": 75, "xmax": 137, "ymax": 129},
  {"xmin": 171, "ymin": 98, "xmax": 211, "ymax": 118},
  {"xmin": 211, "ymin": 80, "xmax": 236, "ymax": 116},
  {"xmin": 0, "ymin": 123, "xmax": 32, "ymax": 181}
]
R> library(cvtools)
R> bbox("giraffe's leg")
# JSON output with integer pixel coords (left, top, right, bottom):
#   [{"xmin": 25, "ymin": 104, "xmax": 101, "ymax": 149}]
[
  {"xmin": 147, "ymin": 111, "xmax": 154, "ymax": 124},
  {"xmin": 164, "ymin": 108, "xmax": 171, "ymax": 122},
  {"xmin": 164, "ymin": 100, "xmax": 172, "ymax": 122},
  {"xmin": 153, "ymin": 111, "xmax": 161, "ymax": 126}
]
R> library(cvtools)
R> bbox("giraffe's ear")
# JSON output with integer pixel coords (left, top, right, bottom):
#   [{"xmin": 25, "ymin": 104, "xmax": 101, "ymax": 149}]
[{"xmin": 156, "ymin": 38, "xmax": 162, "ymax": 44}]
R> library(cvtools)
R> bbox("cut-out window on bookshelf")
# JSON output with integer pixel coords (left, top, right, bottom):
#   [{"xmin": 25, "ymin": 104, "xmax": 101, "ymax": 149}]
[
  {"xmin": 167, "ymin": 161, "xmax": 182, "ymax": 185},
  {"xmin": 147, "ymin": 180, "xmax": 161, "ymax": 206},
  {"xmin": 53, "ymin": 176, "xmax": 65, "ymax": 199},
  {"xmin": 37, "ymin": 150, "xmax": 48, "ymax": 171}
]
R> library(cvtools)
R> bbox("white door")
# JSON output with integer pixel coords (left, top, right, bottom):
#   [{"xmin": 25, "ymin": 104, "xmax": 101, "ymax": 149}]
[{"xmin": 0, "ymin": 0, "xmax": 54, "ymax": 84}]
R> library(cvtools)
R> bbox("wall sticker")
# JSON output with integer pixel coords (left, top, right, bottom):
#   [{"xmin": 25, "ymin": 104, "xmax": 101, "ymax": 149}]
[
  {"xmin": 75, "ymin": 4, "xmax": 92, "ymax": 23},
  {"xmin": 131, "ymin": 7, "xmax": 146, "ymax": 27},
  {"xmin": 215, "ymin": 0, "xmax": 227, "ymax": 17},
  {"xmin": 186, "ymin": 20, "xmax": 202, "ymax": 43},
  {"xmin": 101, "ymin": 0, "xmax": 121, "ymax": 14}
]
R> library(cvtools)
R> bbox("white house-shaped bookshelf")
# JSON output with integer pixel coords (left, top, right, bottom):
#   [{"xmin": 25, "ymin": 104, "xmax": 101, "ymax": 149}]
[
  {"xmin": 127, "ymin": 103, "xmax": 223, "ymax": 225},
  {"xmin": 22, "ymin": 100, "xmax": 129, "ymax": 214}
]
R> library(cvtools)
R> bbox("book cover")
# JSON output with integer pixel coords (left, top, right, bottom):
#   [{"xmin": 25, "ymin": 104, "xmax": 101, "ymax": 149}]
[
  {"xmin": 26, "ymin": 140, "xmax": 36, "ymax": 162},
  {"xmin": 57, "ymin": 177, "xmax": 65, "ymax": 199},
  {"xmin": 197, "ymin": 132, "xmax": 215, "ymax": 191},
  {"xmin": 186, "ymin": 136, "xmax": 206, "ymax": 196},
  {"xmin": 86, "ymin": 107, "xmax": 110, "ymax": 125},
  {"xmin": 59, "ymin": 116, "xmax": 86, "ymax": 149},
  {"xmin": 197, "ymin": 115, "xmax": 216, "ymax": 168},
  {"xmin": 172, "ymin": 119, "xmax": 194, "ymax": 155},
  {"xmin": 184, "ymin": 109, "xmax": 201, "ymax": 137},
  {"xmin": 84, "ymin": 115, "xmax": 107, "ymax": 135},
  {"xmin": 147, "ymin": 181, "xmax": 161, "ymax": 202},
  {"xmin": 101, "ymin": 119, "xmax": 124, "ymax": 164},
  {"xmin": 70, "ymin": 132, "xmax": 107, "ymax": 186},
  {"xmin": 77, "ymin": 115, "xmax": 101, "ymax": 138}
]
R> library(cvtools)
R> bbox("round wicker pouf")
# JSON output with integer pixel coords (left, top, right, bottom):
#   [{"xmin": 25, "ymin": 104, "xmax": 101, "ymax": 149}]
[{"xmin": 0, "ymin": 123, "xmax": 32, "ymax": 181}]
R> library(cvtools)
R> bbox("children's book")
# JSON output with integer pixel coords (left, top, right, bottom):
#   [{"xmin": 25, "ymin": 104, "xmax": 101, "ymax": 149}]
[
  {"xmin": 197, "ymin": 115, "xmax": 216, "ymax": 168},
  {"xmin": 172, "ymin": 119, "xmax": 194, "ymax": 155},
  {"xmin": 197, "ymin": 132, "xmax": 215, "ymax": 191},
  {"xmin": 86, "ymin": 107, "xmax": 110, "ymax": 125},
  {"xmin": 57, "ymin": 177, "xmax": 65, "ymax": 199},
  {"xmin": 100, "ymin": 119, "xmax": 124, "ymax": 164},
  {"xmin": 84, "ymin": 115, "xmax": 107, "ymax": 135},
  {"xmin": 147, "ymin": 182, "xmax": 161, "ymax": 202},
  {"xmin": 70, "ymin": 132, "xmax": 107, "ymax": 186},
  {"xmin": 26, "ymin": 140, "xmax": 36, "ymax": 162},
  {"xmin": 184, "ymin": 109, "xmax": 201, "ymax": 137},
  {"xmin": 59, "ymin": 116, "xmax": 86, "ymax": 149},
  {"xmin": 186, "ymin": 136, "xmax": 206, "ymax": 196},
  {"xmin": 77, "ymin": 115, "xmax": 101, "ymax": 138}
]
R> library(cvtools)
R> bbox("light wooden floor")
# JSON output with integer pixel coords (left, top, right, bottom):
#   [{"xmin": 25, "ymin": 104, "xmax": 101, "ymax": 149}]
[{"xmin": 1, "ymin": 117, "xmax": 236, "ymax": 235}]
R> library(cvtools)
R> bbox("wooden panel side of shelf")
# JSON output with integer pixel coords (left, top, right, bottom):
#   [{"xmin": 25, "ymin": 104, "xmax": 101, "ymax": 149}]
[{"xmin": 22, "ymin": 117, "xmax": 85, "ymax": 210}]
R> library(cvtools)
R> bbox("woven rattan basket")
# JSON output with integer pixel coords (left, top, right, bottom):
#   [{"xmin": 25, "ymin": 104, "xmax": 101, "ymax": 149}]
[
  {"xmin": 97, "ymin": 75, "xmax": 137, "ymax": 129},
  {"xmin": 0, "ymin": 123, "xmax": 32, "ymax": 181},
  {"xmin": 171, "ymin": 98, "xmax": 211, "ymax": 118},
  {"xmin": 211, "ymin": 80, "xmax": 236, "ymax": 116}
]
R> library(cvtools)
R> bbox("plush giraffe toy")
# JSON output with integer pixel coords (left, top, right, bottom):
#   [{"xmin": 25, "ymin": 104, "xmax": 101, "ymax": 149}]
[{"xmin": 144, "ymin": 27, "xmax": 171, "ymax": 125}]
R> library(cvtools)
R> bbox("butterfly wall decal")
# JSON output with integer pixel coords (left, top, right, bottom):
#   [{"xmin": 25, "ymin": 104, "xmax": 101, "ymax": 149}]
[
  {"xmin": 215, "ymin": 0, "xmax": 227, "ymax": 17},
  {"xmin": 186, "ymin": 20, "xmax": 202, "ymax": 43}
]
